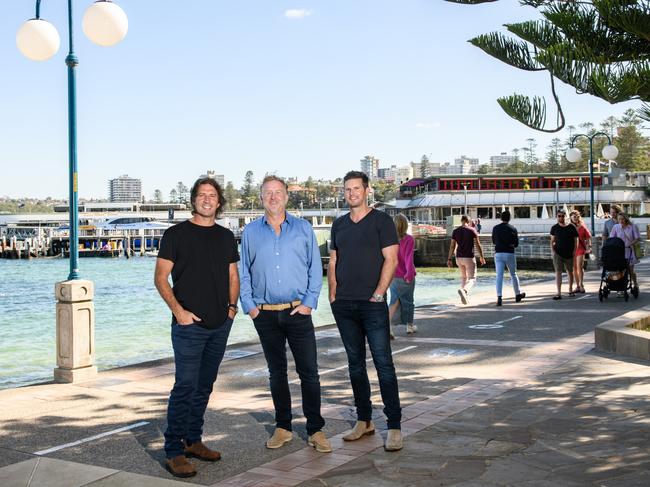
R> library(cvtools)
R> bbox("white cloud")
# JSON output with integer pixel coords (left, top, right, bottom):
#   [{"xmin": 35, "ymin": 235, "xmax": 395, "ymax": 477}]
[
  {"xmin": 415, "ymin": 122, "xmax": 441, "ymax": 129},
  {"xmin": 284, "ymin": 9, "xmax": 312, "ymax": 19}
]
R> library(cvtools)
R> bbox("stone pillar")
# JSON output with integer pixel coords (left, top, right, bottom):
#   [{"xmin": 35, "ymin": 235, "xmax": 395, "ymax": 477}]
[{"xmin": 54, "ymin": 280, "xmax": 97, "ymax": 383}]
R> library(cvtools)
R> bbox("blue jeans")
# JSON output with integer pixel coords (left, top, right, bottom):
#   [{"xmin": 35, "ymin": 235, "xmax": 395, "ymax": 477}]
[
  {"xmin": 253, "ymin": 309, "xmax": 325, "ymax": 435},
  {"xmin": 388, "ymin": 278, "xmax": 415, "ymax": 324},
  {"xmin": 331, "ymin": 300, "xmax": 402, "ymax": 429},
  {"xmin": 494, "ymin": 252, "xmax": 521, "ymax": 297},
  {"xmin": 164, "ymin": 319, "xmax": 233, "ymax": 458}
]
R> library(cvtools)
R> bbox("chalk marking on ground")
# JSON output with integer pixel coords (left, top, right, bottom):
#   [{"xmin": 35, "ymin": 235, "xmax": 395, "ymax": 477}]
[
  {"xmin": 468, "ymin": 315, "xmax": 523, "ymax": 330},
  {"xmin": 289, "ymin": 346, "xmax": 417, "ymax": 384},
  {"xmin": 34, "ymin": 421, "xmax": 150, "ymax": 456}
]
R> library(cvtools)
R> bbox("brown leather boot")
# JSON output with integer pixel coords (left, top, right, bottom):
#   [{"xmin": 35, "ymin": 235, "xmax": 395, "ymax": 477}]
[
  {"xmin": 184, "ymin": 440, "xmax": 222, "ymax": 461},
  {"xmin": 165, "ymin": 455, "xmax": 197, "ymax": 478}
]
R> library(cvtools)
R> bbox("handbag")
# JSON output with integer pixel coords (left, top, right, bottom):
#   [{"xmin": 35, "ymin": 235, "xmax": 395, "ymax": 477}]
[{"xmin": 633, "ymin": 242, "xmax": 644, "ymax": 259}]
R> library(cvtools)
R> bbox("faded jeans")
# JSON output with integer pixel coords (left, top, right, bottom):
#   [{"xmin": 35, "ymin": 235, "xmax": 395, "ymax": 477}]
[{"xmin": 494, "ymin": 252, "xmax": 521, "ymax": 297}]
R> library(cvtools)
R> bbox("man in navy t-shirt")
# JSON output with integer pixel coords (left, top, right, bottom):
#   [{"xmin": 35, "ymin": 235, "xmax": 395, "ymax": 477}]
[{"xmin": 328, "ymin": 170, "xmax": 403, "ymax": 452}]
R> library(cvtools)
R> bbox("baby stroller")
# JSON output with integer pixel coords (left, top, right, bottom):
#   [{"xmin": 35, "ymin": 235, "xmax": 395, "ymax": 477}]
[{"xmin": 598, "ymin": 237, "xmax": 639, "ymax": 302}]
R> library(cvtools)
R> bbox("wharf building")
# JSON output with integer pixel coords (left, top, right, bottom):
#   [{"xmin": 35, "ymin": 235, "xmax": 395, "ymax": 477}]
[{"xmin": 388, "ymin": 168, "xmax": 649, "ymax": 231}]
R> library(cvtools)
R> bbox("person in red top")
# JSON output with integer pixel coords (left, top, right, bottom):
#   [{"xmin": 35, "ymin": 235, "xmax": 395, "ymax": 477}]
[
  {"xmin": 448, "ymin": 215, "xmax": 486, "ymax": 305},
  {"xmin": 388, "ymin": 214, "xmax": 417, "ymax": 337},
  {"xmin": 570, "ymin": 210, "xmax": 591, "ymax": 293}
]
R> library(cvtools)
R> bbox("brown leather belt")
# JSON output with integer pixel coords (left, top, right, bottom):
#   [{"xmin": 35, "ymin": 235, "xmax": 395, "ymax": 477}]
[{"xmin": 259, "ymin": 300, "xmax": 301, "ymax": 311}]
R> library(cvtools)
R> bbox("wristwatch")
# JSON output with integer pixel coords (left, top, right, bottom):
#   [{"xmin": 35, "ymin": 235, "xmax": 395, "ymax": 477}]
[
  {"xmin": 372, "ymin": 293, "xmax": 385, "ymax": 302},
  {"xmin": 228, "ymin": 303, "xmax": 238, "ymax": 313}
]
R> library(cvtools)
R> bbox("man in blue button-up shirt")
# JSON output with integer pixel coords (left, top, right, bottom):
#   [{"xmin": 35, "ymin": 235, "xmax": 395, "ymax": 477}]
[{"xmin": 240, "ymin": 175, "xmax": 330, "ymax": 453}]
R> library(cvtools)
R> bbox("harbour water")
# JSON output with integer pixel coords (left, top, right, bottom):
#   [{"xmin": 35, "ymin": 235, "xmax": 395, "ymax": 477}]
[{"xmin": 0, "ymin": 257, "xmax": 551, "ymax": 389}]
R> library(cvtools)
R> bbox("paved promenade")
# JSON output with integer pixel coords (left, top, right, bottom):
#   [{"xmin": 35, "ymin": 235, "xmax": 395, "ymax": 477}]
[{"xmin": 2, "ymin": 262, "xmax": 650, "ymax": 486}]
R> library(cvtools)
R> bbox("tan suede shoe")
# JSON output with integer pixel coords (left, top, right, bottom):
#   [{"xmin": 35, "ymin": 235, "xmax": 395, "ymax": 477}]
[
  {"xmin": 342, "ymin": 420, "xmax": 375, "ymax": 441},
  {"xmin": 165, "ymin": 455, "xmax": 197, "ymax": 478},
  {"xmin": 307, "ymin": 431, "xmax": 332, "ymax": 453},
  {"xmin": 384, "ymin": 429, "xmax": 403, "ymax": 451},
  {"xmin": 184, "ymin": 440, "xmax": 221, "ymax": 462},
  {"xmin": 266, "ymin": 427, "xmax": 293, "ymax": 449}
]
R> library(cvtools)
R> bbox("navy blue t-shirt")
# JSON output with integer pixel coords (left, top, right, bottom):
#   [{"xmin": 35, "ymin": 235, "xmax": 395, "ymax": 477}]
[{"xmin": 330, "ymin": 209, "xmax": 399, "ymax": 300}]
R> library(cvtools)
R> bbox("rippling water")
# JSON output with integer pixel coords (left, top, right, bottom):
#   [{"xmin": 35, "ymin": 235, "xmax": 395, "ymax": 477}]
[{"xmin": 0, "ymin": 257, "xmax": 550, "ymax": 389}]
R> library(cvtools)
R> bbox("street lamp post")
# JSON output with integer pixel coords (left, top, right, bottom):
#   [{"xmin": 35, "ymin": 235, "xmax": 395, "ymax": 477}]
[
  {"xmin": 16, "ymin": 0, "xmax": 128, "ymax": 382},
  {"xmin": 565, "ymin": 133, "xmax": 619, "ymax": 235}
]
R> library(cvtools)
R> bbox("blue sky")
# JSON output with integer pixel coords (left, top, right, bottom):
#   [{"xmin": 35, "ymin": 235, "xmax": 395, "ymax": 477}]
[{"xmin": 0, "ymin": 0, "xmax": 643, "ymax": 199}]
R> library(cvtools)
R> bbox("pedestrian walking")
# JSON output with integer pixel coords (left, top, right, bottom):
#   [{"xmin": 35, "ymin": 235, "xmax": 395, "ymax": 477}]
[
  {"xmin": 610, "ymin": 212, "xmax": 641, "ymax": 291},
  {"xmin": 388, "ymin": 214, "xmax": 417, "ymax": 338},
  {"xmin": 603, "ymin": 204, "xmax": 622, "ymax": 239},
  {"xmin": 328, "ymin": 170, "xmax": 403, "ymax": 452},
  {"xmin": 491, "ymin": 210, "xmax": 525, "ymax": 306},
  {"xmin": 570, "ymin": 210, "xmax": 591, "ymax": 293},
  {"xmin": 476, "ymin": 217, "xmax": 482, "ymax": 234},
  {"xmin": 239, "ymin": 175, "xmax": 330, "ymax": 453},
  {"xmin": 154, "ymin": 178, "xmax": 240, "ymax": 478},
  {"xmin": 550, "ymin": 209, "xmax": 579, "ymax": 300},
  {"xmin": 447, "ymin": 215, "xmax": 486, "ymax": 305}
]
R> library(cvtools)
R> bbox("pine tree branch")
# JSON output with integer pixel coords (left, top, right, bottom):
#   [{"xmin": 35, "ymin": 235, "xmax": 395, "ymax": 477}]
[
  {"xmin": 505, "ymin": 20, "xmax": 564, "ymax": 50},
  {"xmin": 469, "ymin": 32, "xmax": 544, "ymax": 71}
]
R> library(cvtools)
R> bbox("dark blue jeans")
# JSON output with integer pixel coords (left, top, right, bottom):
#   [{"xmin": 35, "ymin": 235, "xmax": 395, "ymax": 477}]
[
  {"xmin": 331, "ymin": 300, "xmax": 402, "ymax": 429},
  {"xmin": 164, "ymin": 319, "xmax": 233, "ymax": 459},
  {"xmin": 253, "ymin": 309, "xmax": 325, "ymax": 435}
]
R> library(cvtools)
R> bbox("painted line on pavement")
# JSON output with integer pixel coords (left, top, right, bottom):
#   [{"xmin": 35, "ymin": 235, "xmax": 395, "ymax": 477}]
[
  {"xmin": 34, "ymin": 421, "xmax": 150, "ymax": 456},
  {"xmin": 290, "ymin": 345, "xmax": 417, "ymax": 384},
  {"xmin": 468, "ymin": 315, "xmax": 522, "ymax": 330},
  {"xmin": 402, "ymin": 337, "xmax": 542, "ymax": 348}
]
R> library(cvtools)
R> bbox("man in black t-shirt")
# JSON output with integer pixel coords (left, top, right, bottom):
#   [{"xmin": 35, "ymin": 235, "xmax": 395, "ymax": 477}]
[
  {"xmin": 155, "ymin": 178, "xmax": 240, "ymax": 478},
  {"xmin": 328, "ymin": 171, "xmax": 403, "ymax": 452},
  {"xmin": 549, "ymin": 209, "xmax": 579, "ymax": 300}
]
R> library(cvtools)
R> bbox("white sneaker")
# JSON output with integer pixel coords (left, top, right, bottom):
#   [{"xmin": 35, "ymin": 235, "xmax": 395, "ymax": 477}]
[
  {"xmin": 406, "ymin": 324, "xmax": 417, "ymax": 334},
  {"xmin": 458, "ymin": 288, "xmax": 469, "ymax": 305}
]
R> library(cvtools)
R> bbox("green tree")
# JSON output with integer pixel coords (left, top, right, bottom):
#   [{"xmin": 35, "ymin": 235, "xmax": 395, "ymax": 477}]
[
  {"xmin": 240, "ymin": 170, "xmax": 258, "ymax": 209},
  {"xmin": 176, "ymin": 182, "xmax": 189, "ymax": 203},
  {"xmin": 476, "ymin": 164, "xmax": 491, "ymax": 174},
  {"xmin": 615, "ymin": 108, "xmax": 650, "ymax": 170},
  {"xmin": 446, "ymin": 0, "xmax": 650, "ymax": 132},
  {"xmin": 224, "ymin": 181, "xmax": 239, "ymax": 210},
  {"xmin": 542, "ymin": 137, "xmax": 562, "ymax": 172},
  {"xmin": 169, "ymin": 189, "xmax": 178, "ymax": 203},
  {"xmin": 420, "ymin": 154, "xmax": 430, "ymax": 178},
  {"xmin": 153, "ymin": 189, "xmax": 163, "ymax": 204}
]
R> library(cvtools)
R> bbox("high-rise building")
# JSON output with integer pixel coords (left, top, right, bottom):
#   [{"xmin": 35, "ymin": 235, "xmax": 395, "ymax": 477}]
[
  {"xmin": 360, "ymin": 155, "xmax": 380, "ymax": 179},
  {"xmin": 200, "ymin": 170, "xmax": 225, "ymax": 187},
  {"xmin": 489, "ymin": 153, "xmax": 517, "ymax": 168},
  {"xmin": 108, "ymin": 175, "xmax": 142, "ymax": 202}
]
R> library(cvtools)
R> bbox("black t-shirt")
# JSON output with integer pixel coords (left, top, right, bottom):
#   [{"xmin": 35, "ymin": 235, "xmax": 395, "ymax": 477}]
[
  {"xmin": 550, "ymin": 223, "xmax": 579, "ymax": 259},
  {"xmin": 492, "ymin": 222, "xmax": 519, "ymax": 254},
  {"xmin": 330, "ymin": 209, "xmax": 399, "ymax": 300},
  {"xmin": 158, "ymin": 220, "xmax": 239, "ymax": 329}
]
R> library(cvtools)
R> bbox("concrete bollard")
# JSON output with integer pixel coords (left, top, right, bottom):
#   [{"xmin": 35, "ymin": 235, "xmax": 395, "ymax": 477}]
[{"xmin": 54, "ymin": 279, "xmax": 97, "ymax": 383}]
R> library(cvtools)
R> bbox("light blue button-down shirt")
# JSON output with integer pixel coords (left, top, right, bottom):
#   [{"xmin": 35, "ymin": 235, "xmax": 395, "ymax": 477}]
[{"xmin": 239, "ymin": 212, "xmax": 323, "ymax": 313}]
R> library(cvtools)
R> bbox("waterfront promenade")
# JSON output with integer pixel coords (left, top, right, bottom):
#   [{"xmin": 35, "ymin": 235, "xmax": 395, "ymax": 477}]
[{"xmin": 2, "ymin": 263, "xmax": 650, "ymax": 486}]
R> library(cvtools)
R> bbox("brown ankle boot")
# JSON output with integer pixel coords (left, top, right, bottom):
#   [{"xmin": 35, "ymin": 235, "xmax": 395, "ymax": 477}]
[
  {"xmin": 184, "ymin": 440, "xmax": 222, "ymax": 461},
  {"xmin": 165, "ymin": 455, "xmax": 197, "ymax": 478}
]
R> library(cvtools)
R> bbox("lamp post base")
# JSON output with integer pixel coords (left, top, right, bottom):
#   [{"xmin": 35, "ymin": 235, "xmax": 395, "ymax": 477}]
[
  {"xmin": 54, "ymin": 365, "xmax": 98, "ymax": 383},
  {"xmin": 54, "ymin": 279, "xmax": 97, "ymax": 384}
]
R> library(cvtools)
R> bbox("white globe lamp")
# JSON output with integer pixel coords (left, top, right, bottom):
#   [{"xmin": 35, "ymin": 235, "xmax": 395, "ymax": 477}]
[
  {"xmin": 16, "ymin": 19, "xmax": 61, "ymax": 61},
  {"xmin": 82, "ymin": 1, "xmax": 128, "ymax": 47},
  {"xmin": 602, "ymin": 144, "xmax": 619, "ymax": 161},
  {"xmin": 565, "ymin": 148, "xmax": 582, "ymax": 163}
]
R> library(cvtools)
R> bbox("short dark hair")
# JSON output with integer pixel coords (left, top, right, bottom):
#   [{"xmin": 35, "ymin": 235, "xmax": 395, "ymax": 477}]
[
  {"xmin": 461, "ymin": 215, "xmax": 470, "ymax": 223},
  {"xmin": 190, "ymin": 177, "xmax": 226, "ymax": 217},
  {"xmin": 501, "ymin": 210, "xmax": 511, "ymax": 222},
  {"xmin": 343, "ymin": 171, "xmax": 369, "ymax": 188}
]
